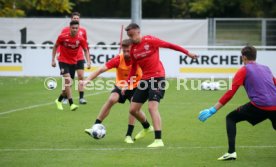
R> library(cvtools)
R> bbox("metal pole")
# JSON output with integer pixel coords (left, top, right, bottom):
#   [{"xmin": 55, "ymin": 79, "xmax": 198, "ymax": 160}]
[
  {"xmin": 213, "ymin": 18, "xmax": 217, "ymax": 46},
  {"xmin": 261, "ymin": 19, "xmax": 267, "ymax": 46},
  {"xmin": 208, "ymin": 18, "xmax": 214, "ymax": 46},
  {"xmin": 131, "ymin": 0, "xmax": 142, "ymax": 26}
]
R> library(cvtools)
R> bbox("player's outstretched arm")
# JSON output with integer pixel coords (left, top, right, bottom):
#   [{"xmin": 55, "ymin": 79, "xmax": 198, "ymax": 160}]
[
  {"xmin": 198, "ymin": 67, "xmax": 245, "ymax": 122},
  {"xmin": 51, "ymin": 43, "xmax": 59, "ymax": 67},
  {"xmin": 82, "ymin": 66, "xmax": 108, "ymax": 85},
  {"xmin": 152, "ymin": 36, "xmax": 198, "ymax": 59},
  {"xmin": 83, "ymin": 48, "xmax": 91, "ymax": 69},
  {"xmin": 187, "ymin": 52, "xmax": 199, "ymax": 59}
]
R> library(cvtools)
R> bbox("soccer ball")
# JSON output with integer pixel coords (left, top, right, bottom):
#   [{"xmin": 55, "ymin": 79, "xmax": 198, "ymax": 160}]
[
  {"xmin": 210, "ymin": 82, "xmax": 220, "ymax": 90},
  {"xmin": 201, "ymin": 81, "xmax": 210, "ymax": 90},
  {"xmin": 201, "ymin": 81, "xmax": 220, "ymax": 90},
  {"xmin": 91, "ymin": 124, "xmax": 106, "ymax": 139},
  {"xmin": 47, "ymin": 80, "xmax": 57, "ymax": 90}
]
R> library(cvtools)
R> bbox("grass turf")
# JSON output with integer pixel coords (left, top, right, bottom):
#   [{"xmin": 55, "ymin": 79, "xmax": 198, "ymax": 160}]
[{"xmin": 0, "ymin": 77, "xmax": 275, "ymax": 167}]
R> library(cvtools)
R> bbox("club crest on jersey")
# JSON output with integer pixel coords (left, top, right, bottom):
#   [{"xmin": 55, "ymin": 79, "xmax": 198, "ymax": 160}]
[
  {"xmin": 144, "ymin": 44, "xmax": 149, "ymax": 51},
  {"xmin": 76, "ymin": 40, "xmax": 80, "ymax": 46}
]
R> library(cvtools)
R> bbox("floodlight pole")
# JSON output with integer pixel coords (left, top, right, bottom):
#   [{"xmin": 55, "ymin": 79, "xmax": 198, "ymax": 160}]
[{"xmin": 131, "ymin": 0, "xmax": 142, "ymax": 26}]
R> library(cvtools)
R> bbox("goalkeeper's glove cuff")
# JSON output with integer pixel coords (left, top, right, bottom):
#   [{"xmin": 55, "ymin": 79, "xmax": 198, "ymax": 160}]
[{"xmin": 209, "ymin": 106, "xmax": 217, "ymax": 114}]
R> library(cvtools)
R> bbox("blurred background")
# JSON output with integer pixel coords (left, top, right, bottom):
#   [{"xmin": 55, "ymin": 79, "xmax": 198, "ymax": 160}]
[
  {"xmin": 2, "ymin": 0, "xmax": 276, "ymax": 18},
  {"xmin": 1, "ymin": 0, "xmax": 276, "ymax": 46}
]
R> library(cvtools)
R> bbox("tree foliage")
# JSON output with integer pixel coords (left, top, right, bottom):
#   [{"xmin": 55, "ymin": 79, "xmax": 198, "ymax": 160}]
[
  {"xmin": 0, "ymin": 0, "xmax": 275, "ymax": 18},
  {"xmin": 0, "ymin": 0, "xmax": 75, "ymax": 17},
  {"xmin": 189, "ymin": 0, "xmax": 276, "ymax": 18}
]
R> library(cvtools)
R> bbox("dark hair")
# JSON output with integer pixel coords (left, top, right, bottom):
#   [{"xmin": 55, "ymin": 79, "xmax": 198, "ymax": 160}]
[
  {"xmin": 71, "ymin": 12, "xmax": 80, "ymax": 18},
  {"xmin": 241, "ymin": 45, "xmax": 257, "ymax": 60},
  {"xmin": 121, "ymin": 39, "xmax": 132, "ymax": 47},
  {"xmin": 125, "ymin": 23, "xmax": 140, "ymax": 31},
  {"xmin": 70, "ymin": 20, "xmax": 79, "ymax": 26}
]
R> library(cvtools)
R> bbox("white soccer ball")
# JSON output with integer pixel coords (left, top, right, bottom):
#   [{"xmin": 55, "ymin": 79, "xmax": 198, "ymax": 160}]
[
  {"xmin": 201, "ymin": 81, "xmax": 210, "ymax": 90},
  {"xmin": 210, "ymin": 82, "xmax": 220, "ymax": 90},
  {"xmin": 214, "ymin": 82, "xmax": 220, "ymax": 90},
  {"xmin": 91, "ymin": 124, "xmax": 106, "ymax": 139},
  {"xmin": 47, "ymin": 80, "xmax": 57, "ymax": 90}
]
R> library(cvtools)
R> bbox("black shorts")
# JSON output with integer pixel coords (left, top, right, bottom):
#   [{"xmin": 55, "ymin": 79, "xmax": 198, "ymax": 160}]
[
  {"xmin": 111, "ymin": 85, "xmax": 137, "ymax": 104},
  {"xmin": 75, "ymin": 60, "xmax": 85, "ymax": 70},
  {"xmin": 132, "ymin": 77, "xmax": 166, "ymax": 103},
  {"xmin": 227, "ymin": 102, "xmax": 276, "ymax": 129},
  {"xmin": 58, "ymin": 62, "xmax": 76, "ymax": 79}
]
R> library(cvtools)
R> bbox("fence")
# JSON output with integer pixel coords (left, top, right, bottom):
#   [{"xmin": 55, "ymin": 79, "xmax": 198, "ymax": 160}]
[{"xmin": 208, "ymin": 18, "xmax": 276, "ymax": 46}]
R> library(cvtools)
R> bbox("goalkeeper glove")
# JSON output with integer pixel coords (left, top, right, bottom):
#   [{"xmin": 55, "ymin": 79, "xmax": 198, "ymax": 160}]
[{"xmin": 198, "ymin": 106, "xmax": 217, "ymax": 122}]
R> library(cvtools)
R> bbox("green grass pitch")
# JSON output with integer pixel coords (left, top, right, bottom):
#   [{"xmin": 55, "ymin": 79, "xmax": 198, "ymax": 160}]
[{"xmin": 0, "ymin": 77, "xmax": 275, "ymax": 167}]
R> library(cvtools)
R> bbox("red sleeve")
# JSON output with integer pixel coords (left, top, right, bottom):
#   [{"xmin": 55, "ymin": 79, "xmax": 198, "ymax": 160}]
[
  {"xmin": 274, "ymin": 77, "xmax": 276, "ymax": 86},
  {"xmin": 105, "ymin": 55, "xmax": 120, "ymax": 69},
  {"xmin": 219, "ymin": 66, "xmax": 246, "ymax": 105},
  {"xmin": 56, "ymin": 35, "xmax": 62, "ymax": 45},
  {"xmin": 79, "ymin": 36, "xmax": 88, "ymax": 50},
  {"xmin": 83, "ymin": 28, "xmax": 87, "ymax": 41},
  {"xmin": 81, "ymin": 28, "xmax": 89, "ymax": 52},
  {"xmin": 61, "ymin": 27, "xmax": 69, "ymax": 34},
  {"xmin": 149, "ymin": 36, "xmax": 189, "ymax": 55}
]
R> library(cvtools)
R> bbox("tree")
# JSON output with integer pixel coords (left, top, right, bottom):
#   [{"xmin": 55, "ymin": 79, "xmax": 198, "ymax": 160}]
[
  {"xmin": 1, "ymin": 0, "xmax": 275, "ymax": 18},
  {"xmin": 170, "ymin": 0, "xmax": 190, "ymax": 18},
  {"xmin": 0, "ymin": 0, "xmax": 75, "ymax": 17},
  {"xmin": 240, "ymin": 0, "xmax": 276, "ymax": 17},
  {"xmin": 188, "ymin": 0, "xmax": 276, "ymax": 18}
]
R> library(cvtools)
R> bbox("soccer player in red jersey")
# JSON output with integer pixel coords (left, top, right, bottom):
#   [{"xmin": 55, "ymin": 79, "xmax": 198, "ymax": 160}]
[
  {"xmin": 82, "ymin": 39, "xmax": 145, "ymax": 143},
  {"xmin": 199, "ymin": 46, "xmax": 276, "ymax": 160},
  {"xmin": 52, "ymin": 20, "xmax": 90, "ymax": 111},
  {"xmin": 124, "ymin": 23, "xmax": 198, "ymax": 147},
  {"xmin": 58, "ymin": 12, "xmax": 91, "ymax": 104}
]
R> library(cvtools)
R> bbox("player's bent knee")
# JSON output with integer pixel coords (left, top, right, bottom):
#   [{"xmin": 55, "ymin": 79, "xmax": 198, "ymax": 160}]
[
  {"xmin": 129, "ymin": 107, "xmax": 137, "ymax": 115},
  {"xmin": 108, "ymin": 99, "xmax": 117, "ymax": 105},
  {"xmin": 226, "ymin": 113, "xmax": 235, "ymax": 122},
  {"xmin": 108, "ymin": 93, "xmax": 119, "ymax": 104},
  {"xmin": 148, "ymin": 101, "xmax": 159, "ymax": 112},
  {"xmin": 108, "ymin": 97, "xmax": 118, "ymax": 104}
]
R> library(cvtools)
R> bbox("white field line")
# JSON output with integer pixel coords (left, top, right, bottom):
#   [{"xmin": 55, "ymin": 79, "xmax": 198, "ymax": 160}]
[
  {"xmin": 0, "ymin": 91, "xmax": 108, "ymax": 116},
  {"xmin": 0, "ymin": 145, "xmax": 275, "ymax": 152}
]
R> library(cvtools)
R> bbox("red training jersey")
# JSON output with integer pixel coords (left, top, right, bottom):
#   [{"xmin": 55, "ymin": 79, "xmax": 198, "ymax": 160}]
[
  {"xmin": 127, "ymin": 35, "xmax": 189, "ymax": 80},
  {"xmin": 57, "ymin": 26, "xmax": 87, "ymax": 61},
  {"xmin": 56, "ymin": 33, "xmax": 88, "ymax": 64}
]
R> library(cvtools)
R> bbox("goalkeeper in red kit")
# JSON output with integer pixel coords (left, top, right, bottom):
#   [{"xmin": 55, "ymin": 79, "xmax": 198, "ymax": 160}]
[{"xmin": 124, "ymin": 23, "xmax": 198, "ymax": 147}]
